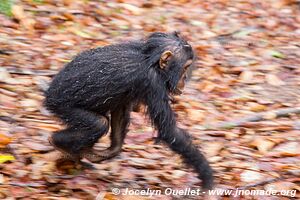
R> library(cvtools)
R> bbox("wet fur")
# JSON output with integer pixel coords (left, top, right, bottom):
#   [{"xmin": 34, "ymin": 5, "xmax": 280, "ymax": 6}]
[{"xmin": 44, "ymin": 32, "xmax": 213, "ymax": 189}]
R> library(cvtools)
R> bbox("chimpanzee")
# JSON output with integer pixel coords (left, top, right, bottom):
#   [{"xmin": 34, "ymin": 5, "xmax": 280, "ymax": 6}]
[{"xmin": 44, "ymin": 32, "xmax": 213, "ymax": 189}]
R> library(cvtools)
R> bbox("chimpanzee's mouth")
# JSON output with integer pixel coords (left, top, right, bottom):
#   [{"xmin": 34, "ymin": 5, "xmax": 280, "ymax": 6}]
[
  {"xmin": 168, "ymin": 88, "xmax": 182, "ymax": 103},
  {"xmin": 174, "ymin": 88, "xmax": 182, "ymax": 95},
  {"xmin": 173, "ymin": 88, "xmax": 182, "ymax": 95}
]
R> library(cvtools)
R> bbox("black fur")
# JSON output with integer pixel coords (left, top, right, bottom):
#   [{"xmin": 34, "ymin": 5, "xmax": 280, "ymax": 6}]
[{"xmin": 44, "ymin": 32, "xmax": 213, "ymax": 189}]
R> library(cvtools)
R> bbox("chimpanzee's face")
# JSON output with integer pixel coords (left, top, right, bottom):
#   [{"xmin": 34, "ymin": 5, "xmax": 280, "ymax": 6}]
[
  {"xmin": 159, "ymin": 40, "xmax": 194, "ymax": 96},
  {"xmin": 173, "ymin": 59, "xmax": 193, "ymax": 95}
]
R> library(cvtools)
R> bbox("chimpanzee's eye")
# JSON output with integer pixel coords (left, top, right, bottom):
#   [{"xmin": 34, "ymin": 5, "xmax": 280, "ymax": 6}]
[{"xmin": 184, "ymin": 60, "xmax": 193, "ymax": 70}]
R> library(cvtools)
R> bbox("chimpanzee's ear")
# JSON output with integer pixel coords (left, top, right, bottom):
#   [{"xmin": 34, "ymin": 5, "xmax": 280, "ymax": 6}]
[{"xmin": 159, "ymin": 50, "xmax": 173, "ymax": 69}]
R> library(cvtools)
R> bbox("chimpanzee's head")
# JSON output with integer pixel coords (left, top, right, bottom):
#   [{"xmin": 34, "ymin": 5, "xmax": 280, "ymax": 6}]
[{"xmin": 144, "ymin": 32, "xmax": 195, "ymax": 95}]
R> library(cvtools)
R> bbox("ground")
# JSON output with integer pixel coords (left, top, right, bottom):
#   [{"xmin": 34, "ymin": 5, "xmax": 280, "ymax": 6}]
[{"xmin": 0, "ymin": 0, "xmax": 299, "ymax": 199}]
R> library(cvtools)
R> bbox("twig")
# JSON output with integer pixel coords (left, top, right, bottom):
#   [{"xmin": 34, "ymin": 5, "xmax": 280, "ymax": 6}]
[
  {"xmin": 0, "ymin": 182, "xmax": 44, "ymax": 187},
  {"xmin": 205, "ymin": 107, "xmax": 300, "ymax": 130},
  {"xmin": 24, "ymin": 8, "xmax": 85, "ymax": 15},
  {"xmin": 5, "ymin": 66, "xmax": 57, "ymax": 76}
]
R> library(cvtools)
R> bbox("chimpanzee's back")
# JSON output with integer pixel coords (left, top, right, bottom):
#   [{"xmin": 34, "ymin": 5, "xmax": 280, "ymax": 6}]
[{"xmin": 45, "ymin": 41, "xmax": 147, "ymax": 113}]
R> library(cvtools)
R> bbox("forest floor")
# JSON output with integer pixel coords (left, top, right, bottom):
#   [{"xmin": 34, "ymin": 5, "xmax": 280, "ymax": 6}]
[{"xmin": 0, "ymin": 0, "xmax": 299, "ymax": 199}]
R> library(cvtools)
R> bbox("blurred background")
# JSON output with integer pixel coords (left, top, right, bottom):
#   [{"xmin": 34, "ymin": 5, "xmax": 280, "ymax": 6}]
[{"xmin": 0, "ymin": 0, "xmax": 299, "ymax": 199}]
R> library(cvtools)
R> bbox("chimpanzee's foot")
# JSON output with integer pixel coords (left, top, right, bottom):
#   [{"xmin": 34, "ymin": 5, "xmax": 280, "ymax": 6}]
[
  {"xmin": 83, "ymin": 147, "xmax": 122, "ymax": 163},
  {"xmin": 48, "ymin": 136, "xmax": 83, "ymax": 163}
]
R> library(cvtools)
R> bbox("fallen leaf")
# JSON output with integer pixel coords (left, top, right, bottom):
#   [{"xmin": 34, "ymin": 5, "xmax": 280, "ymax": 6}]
[
  {"xmin": 0, "ymin": 133, "xmax": 12, "ymax": 147},
  {"xmin": 263, "ymin": 111, "xmax": 278, "ymax": 120},
  {"xmin": 250, "ymin": 137, "xmax": 276, "ymax": 154},
  {"xmin": 270, "ymin": 142, "xmax": 300, "ymax": 157},
  {"xmin": 172, "ymin": 170, "xmax": 187, "ymax": 178},
  {"xmin": 204, "ymin": 141, "xmax": 224, "ymax": 157},
  {"xmin": 11, "ymin": 5, "xmax": 25, "ymax": 20},
  {"xmin": 187, "ymin": 109, "xmax": 204, "ymax": 122},
  {"xmin": 0, "ymin": 154, "xmax": 15, "ymax": 163},
  {"xmin": 247, "ymin": 102, "xmax": 266, "ymax": 112},
  {"xmin": 240, "ymin": 170, "xmax": 263, "ymax": 183},
  {"xmin": 239, "ymin": 71, "xmax": 254, "ymax": 83},
  {"xmin": 120, "ymin": 4, "xmax": 142, "ymax": 15},
  {"xmin": 12, "ymin": 5, "xmax": 35, "ymax": 31},
  {"xmin": 0, "ymin": 68, "xmax": 12, "ymax": 83},
  {"xmin": 265, "ymin": 181, "xmax": 299, "ymax": 192},
  {"xmin": 71, "ymin": 29, "xmax": 93, "ymax": 38},
  {"xmin": 266, "ymin": 74, "xmax": 285, "ymax": 86},
  {"xmin": 127, "ymin": 157, "xmax": 158, "ymax": 169},
  {"xmin": 269, "ymin": 50, "xmax": 285, "ymax": 59},
  {"xmin": 20, "ymin": 99, "xmax": 40, "ymax": 111},
  {"xmin": 22, "ymin": 141, "xmax": 53, "ymax": 152}
]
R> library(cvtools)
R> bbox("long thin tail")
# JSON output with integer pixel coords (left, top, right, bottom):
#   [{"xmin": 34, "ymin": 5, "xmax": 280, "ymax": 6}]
[{"xmin": 160, "ymin": 129, "xmax": 213, "ymax": 190}]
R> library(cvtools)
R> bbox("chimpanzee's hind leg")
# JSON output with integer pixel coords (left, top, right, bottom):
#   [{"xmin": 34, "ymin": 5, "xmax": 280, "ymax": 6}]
[
  {"xmin": 85, "ymin": 105, "xmax": 130, "ymax": 162},
  {"xmin": 48, "ymin": 108, "xmax": 109, "ymax": 161}
]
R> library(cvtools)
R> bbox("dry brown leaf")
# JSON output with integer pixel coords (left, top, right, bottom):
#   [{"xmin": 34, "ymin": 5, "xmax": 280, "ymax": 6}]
[
  {"xmin": 127, "ymin": 157, "xmax": 158, "ymax": 169},
  {"xmin": 187, "ymin": 109, "xmax": 204, "ymax": 122},
  {"xmin": 136, "ymin": 150, "xmax": 163, "ymax": 160},
  {"xmin": 247, "ymin": 102, "xmax": 266, "ymax": 112},
  {"xmin": 120, "ymin": 4, "xmax": 143, "ymax": 15},
  {"xmin": 272, "ymin": 0, "xmax": 296, "ymax": 8},
  {"xmin": 204, "ymin": 141, "xmax": 224, "ymax": 157},
  {"xmin": 266, "ymin": 74, "xmax": 285, "ymax": 86},
  {"xmin": 11, "ymin": 5, "xmax": 26, "ymax": 20},
  {"xmin": 0, "ymin": 68, "xmax": 12, "ymax": 83},
  {"xmin": 265, "ymin": 181, "xmax": 299, "ymax": 191},
  {"xmin": 12, "ymin": 5, "xmax": 35, "ymax": 31},
  {"xmin": 28, "ymin": 123, "xmax": 60, "ymax": 132},
  {"xmin": 270, "ymin": 142, "xmax": 300, "ymax": 157},
  {"xmin": 172, "ymin": 170, "xmax": 187, "ymax": 179},
  {"xmin": 103, "ymin": 193, "xmax": 118, "ymax": 200},
  {"xmin": 199, "ymin": 80, "xmax": 216, "ymax": 92},
  {"xmin": 0, "ymin": 94, "xmax": 18, "ymax": 109},
  {"xmin": 240, "ymin": 170, "xmax": 263, "ymax": 183},
  {"xmin": 250, "ymin": 137, "xmax": 276, "ymax": 154},
  {"xmin": 22, "ymin": 141, "xmax": 53, "ymax": 152},
  {"xmin": 263, "ymin": 111, "xmax": 278, "ymax": 120},
  {"xmin": 120, "ymin": 195, "xmax": 149, "ymax": 200},
  {"xmin": 0, "ymin": 133, "xmax": 12, "ymax": 147},
  {"xmin": 239, "ymin": 71, "xmax": 254, "ymax": 83},
  {"xmin": 20, "ymin": 99, "xmax": 40, "ymax": 112}
]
